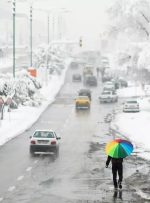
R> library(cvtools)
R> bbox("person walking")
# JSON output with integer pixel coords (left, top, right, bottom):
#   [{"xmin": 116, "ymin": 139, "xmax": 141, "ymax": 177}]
[
  {"xmin": 106, "ymin": 155, "xmax": 123, "ymax": 189},
  {"xmin": 96, "ymin": 67, "xmax": 100, "ymax": 78},
  {"xmin": 105, "ymin": 139, "xmax": 133, "ymax": 190}
]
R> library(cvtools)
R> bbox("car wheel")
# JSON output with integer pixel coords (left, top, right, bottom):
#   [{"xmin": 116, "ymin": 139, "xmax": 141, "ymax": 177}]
[
  {"xmin": 76, "ymin": 105, "xmax": 79, "ymax": 110},
  {"xmin": 54, "ymin": 147, "xmax": 59, "ymax": 157},
  {"xmin": 30, "ymin": 148, "xmax": 35, "ymax": 156}
]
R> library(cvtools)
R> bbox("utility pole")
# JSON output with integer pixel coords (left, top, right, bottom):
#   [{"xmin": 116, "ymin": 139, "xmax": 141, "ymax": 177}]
[
  {"xmin": 30, "ymin": 5, "xmax": 33, "ymax": 67},
  {"xmin": 48, "ymin": 14, "xmax": 50, "ymax": 44},
  {"xmin": 52, "ymin": 15, "xmax": 55, "ymax": 41},
  {"xmin": 12, "ymin": 0, "xmax": 16, "ymax": 78}
]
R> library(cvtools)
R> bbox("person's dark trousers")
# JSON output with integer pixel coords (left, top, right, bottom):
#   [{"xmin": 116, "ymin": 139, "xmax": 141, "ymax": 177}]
[{"xmin": 112, "ymin": 164, "xmax": 123, "ymax": 187}]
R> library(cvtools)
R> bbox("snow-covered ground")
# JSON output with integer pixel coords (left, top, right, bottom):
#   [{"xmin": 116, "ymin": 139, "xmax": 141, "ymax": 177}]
[
  {"xmin": 0, "ymin": 58, "xmax": 71, "ymax": 146},
  {"xmin": 112, "ymin": 86, "xmax": 150, "ymax": 160},
  {"xmin": 117, "ymin": 84, "xmax": 150, "ymax": 98}
]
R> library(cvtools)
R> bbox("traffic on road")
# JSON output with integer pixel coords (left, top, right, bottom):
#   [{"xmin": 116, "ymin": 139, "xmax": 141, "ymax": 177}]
[
  {"xmin": 0, "ymin": 0, "xmax": 150, "ymax": 202},
  {"xmin": 0, "ymin": 58, "xmax": 149, "ymax": 203}
]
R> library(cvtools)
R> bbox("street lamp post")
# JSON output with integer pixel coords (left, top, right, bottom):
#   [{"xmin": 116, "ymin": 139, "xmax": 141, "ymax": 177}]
[
  {"xmin": 30, "ymin": 5, "xmax": 33, "ymax": 67},
  {"xmin": 47, "ymin": 14, "xmax": 50, "ymax": 44},
  {"xmin": 12, "ymin": 0, "xmax": 16, "ymax": 78}
]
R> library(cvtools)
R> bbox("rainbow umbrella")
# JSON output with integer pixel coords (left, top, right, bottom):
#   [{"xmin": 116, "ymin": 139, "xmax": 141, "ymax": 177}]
[{"xmin": 106, "ymin": 139, "xmax": 133, "ymax": 158}]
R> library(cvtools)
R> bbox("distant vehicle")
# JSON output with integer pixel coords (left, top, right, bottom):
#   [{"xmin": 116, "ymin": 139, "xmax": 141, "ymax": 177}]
[
  {"xmin": 99, "ymin": 91, "xmax": 118, "ymax": 103},
  {"xmin": 123, "ymin": 100, "xmax": 140, "ymax": 112},
  {"xmin": 119, "ymin": 78, "xmax": 128, "ymax": 88},
  {"xmin": 84, "ymin": 75, "xmax": 97, "ymax": 86},
  {"xmin": 29, "ymin": 130, "xmax": 61, "ymax": 155},
  {"xmin": 78, "ymin": 89, "xmax": 91, "ymax": 100},
  {"xmin": 102, "ymin": 75, "xmax": 112, "ymax": 83},
  {"xmin": 103, "ymin": 82, "xmax": 115, "ymax": 91},
  {"xmin": 110, "ymin": 78, "xmax": 127, "ymax": 89},
  {"xmin": 72, "ymin": 74, "xmax": 82, "ymax": 82},
  {"xmin": 105, "ymin": 81, "xmax": 114, "ymax": 86},
  {"xmin": 75, "ymin": 96, "xmax": 90, "ymax": 109},
  {"xmin": 111, "ymin": 79, "xmax": 120, "ymax": 89},
  {"xmin": 83, "ymin": 66, "xmax": 93, "ymax": 76},
  {"xmin": 70, "ymin": 61, "xmax": 79, "ymax": 69}
]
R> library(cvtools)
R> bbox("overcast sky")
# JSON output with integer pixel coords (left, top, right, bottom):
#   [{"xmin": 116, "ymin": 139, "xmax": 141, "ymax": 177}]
[{"xmin": 18, "ymin": 0, "xmax": 114, "ymax": 49}]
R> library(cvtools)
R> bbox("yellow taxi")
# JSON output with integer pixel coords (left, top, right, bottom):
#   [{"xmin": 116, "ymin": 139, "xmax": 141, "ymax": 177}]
[{"xmin": 75, "ymin": 96, "xmax": 90, "ymax": 109}]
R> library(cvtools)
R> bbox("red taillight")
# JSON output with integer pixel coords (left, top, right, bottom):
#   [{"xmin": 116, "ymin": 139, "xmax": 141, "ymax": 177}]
[
  {"xmin": 51, "ymin": 141, "xmax": 56, "ymax": 145},
  {"xmin": 31, "ymin": 140, "xmax": 36, "ymax": 144}
]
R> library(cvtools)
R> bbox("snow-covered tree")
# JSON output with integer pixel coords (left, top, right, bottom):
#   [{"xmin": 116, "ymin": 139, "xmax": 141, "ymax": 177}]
[
  {"xmin": 108, "ymin": 0, "xmax": 150, "ymax": 40},
  {"xmin": 104, "ymin": 0, "xmax": 150, "ymax": 72}
]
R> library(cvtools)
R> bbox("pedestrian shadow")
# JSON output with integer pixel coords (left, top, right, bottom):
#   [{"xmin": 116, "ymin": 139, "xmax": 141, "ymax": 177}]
[{"xmin": 113, "ymin": 189, "xmax": 123, "ymax": 202}]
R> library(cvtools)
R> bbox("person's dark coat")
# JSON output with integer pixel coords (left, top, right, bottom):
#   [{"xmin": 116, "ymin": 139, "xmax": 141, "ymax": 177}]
[
  {"xmin": 106, "ymin": 156, "xmax": 123, "ymax": 187},
  {"xmin": 106, "ymin": 156, "xmax": 123, "ymax": 167}
]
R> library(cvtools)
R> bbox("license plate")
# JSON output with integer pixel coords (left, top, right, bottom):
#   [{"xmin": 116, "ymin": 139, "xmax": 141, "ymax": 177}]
[{"xmin": 38, "ymin": 140, "xmax": 49, "ymax": 144}]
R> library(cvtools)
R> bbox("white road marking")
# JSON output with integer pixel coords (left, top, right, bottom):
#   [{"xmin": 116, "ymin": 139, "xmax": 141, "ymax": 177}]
[
  {"xmin": 8, "ymin": 186, "xmax": 16, "ymax": 192},
  {"xmin": 17, "ymin": 175, "xmax": 24, "ymax": 181},
  {"xmin": 26, "ymin": 166, "xmax": 32, "ymax": 172},
  {"xmin": 0, "ymin": 197, "xmax": 3, "ymax": 202}
]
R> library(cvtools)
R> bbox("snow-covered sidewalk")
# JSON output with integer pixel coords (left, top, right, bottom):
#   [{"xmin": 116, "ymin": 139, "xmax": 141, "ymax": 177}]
[
  {"xmin": 112, "ymin": 86, "xmax": 150, "ymax": 160},
  {"xmin": 0, "ymin": 58, "xmax": 71, "ymax": 146}
]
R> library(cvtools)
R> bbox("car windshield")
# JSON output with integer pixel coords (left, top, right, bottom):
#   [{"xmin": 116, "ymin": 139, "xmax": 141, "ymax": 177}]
[
  {"xmin": 104, "ymin": 87, "xmax": 113, "ymax": 90},
  {"xmin": 78, "ymin": 96, "xmax": 88, "ymax": 100},
  {"xmin": 88, "ymin": 77, "xmax": 95, "ymax": 80},
  {"xmin": 102, "ymin": 92, "xmax": 111, "ymax": 95},
  {"xmin": 126, "ymin": 101, "xmax": 137, "ymax": 104},
  {"xmin": 79, "ymin": 93, "xmax": 88, "ymax": 95},
  {"xmin": 79, "ymin": 90, "xmax": 90, "ymax": 94},
  {"xmin": 33, "ymin": 131, "xmax": 55, "ymax": 138}
]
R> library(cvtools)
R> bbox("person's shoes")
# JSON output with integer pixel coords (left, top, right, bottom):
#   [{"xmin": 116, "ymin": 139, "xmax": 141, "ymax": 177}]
[{"xmin": 118, "ymin": 181, "xmax": 122, "ymax": 189}]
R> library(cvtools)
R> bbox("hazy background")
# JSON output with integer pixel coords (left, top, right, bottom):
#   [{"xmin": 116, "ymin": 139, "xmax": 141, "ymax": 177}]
[
  {"xmin": 29, "ymin": 0, "xmax": 113, "ymax": 49},
  {"xmin": 0, "ymin": 0, "xmax": 115, "ymax": 50}
]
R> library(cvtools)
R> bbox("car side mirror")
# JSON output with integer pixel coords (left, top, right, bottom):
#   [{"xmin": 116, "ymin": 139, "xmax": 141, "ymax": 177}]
[
  {"xmin": 56, "ymin": 137, "xmax": 61, "ymax": 140},
  {"xmin": 29, "ymin": 136, "xmax": 32, "ymax": 139}
]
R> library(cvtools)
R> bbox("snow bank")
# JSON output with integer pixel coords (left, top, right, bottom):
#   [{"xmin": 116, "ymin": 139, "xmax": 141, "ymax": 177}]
[
  {"xmin": 117, "ymin": 85, "xmax": 150, "ymax": 97},
  {"xmin": 0, "ymin": 58, "xmax": 71, "ymax": 146},
  {"xmin": 113, "ymin": 86, "xmax": 150, "ymax": 160},
  {"xmin": 114, "ymin": 111, "xmax": 150, "ymax": 152}
]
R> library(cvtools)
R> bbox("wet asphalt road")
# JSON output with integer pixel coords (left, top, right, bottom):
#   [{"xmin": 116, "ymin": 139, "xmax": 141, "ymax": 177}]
[{"xmin": 0, "ymin": 66, "xmax": 149, "ymax": 203}]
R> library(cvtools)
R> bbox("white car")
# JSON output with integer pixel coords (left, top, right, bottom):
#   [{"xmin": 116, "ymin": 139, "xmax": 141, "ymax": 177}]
[
  {"xmin": 29, "ymin": 130, "xmax": 61, "ymax": 155},
  {"xmin": 99, "ymin": 91, "xmax": 118, "ymax": 103},
  {"xmin": 103, "ymin": 82, "xmax": 115, "ymax": 91},
  {"xmin": 123, "ymin": 100, "xmax": 140, "ymax": 112}
]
